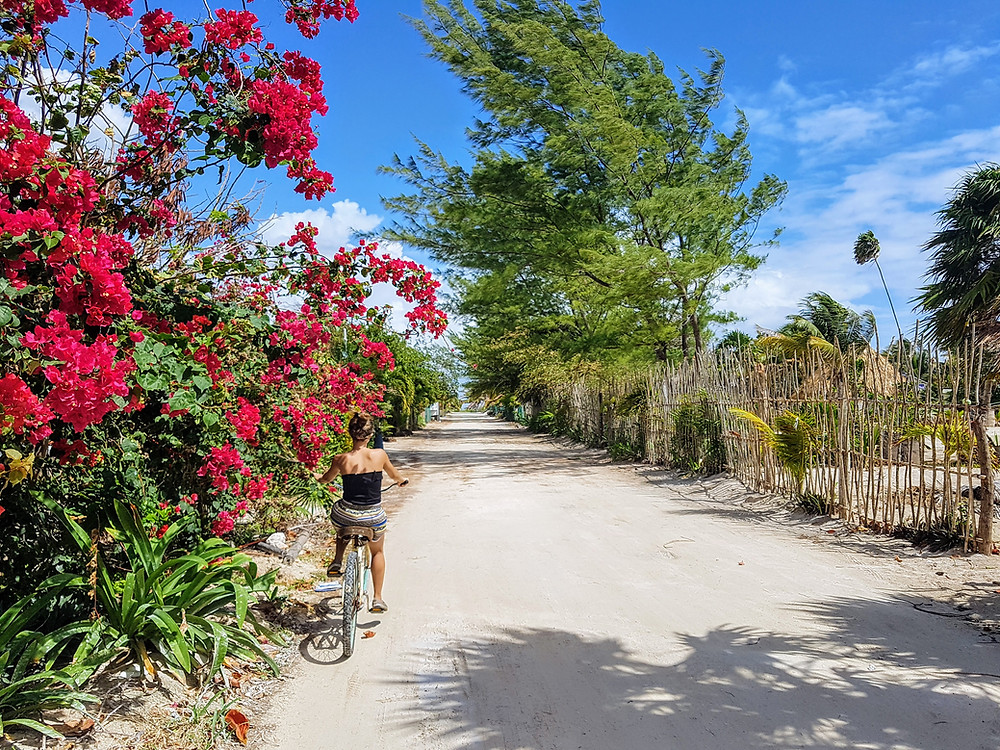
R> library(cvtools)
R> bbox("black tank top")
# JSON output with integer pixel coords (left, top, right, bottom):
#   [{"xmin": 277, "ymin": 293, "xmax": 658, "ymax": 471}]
[{"xmin": 341, "ymin": 471, "xmax": 382, "ymax": 506}]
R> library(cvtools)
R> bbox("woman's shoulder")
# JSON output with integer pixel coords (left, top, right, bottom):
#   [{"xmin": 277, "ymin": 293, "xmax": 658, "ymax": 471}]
[{"xmin": 367, "ymin": 447, "xmax": 389, "ymax": 463}]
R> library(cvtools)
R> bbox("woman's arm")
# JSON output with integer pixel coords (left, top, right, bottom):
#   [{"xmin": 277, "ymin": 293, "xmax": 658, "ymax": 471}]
[
  {"xmin": 380, "ymin": 451, "xmax": 408, "ymax": 485},
  {"xmin": 318, "ymin": 457, "xmax": 342, "ymax": 484}
]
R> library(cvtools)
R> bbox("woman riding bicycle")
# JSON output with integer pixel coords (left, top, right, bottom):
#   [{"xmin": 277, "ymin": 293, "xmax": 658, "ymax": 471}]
[{"xmin": 319, "ymin": 413, "xmax": 408, "ymax": 613}]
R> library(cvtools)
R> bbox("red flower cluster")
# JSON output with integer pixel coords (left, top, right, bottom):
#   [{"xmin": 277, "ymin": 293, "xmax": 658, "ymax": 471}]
[
  {"xmin": 139, "ymin": 9, "xmax": 192, "ymax": 55},
  {"xmin": 131, "ymin": 91, "xmax": 178, "ymax": 151},
  {"xmin": 22, "ymin": 312, "xmax": 135, "ymax": 433},
  {"xmin": 358, "ymin": 333, "xmax": 395, "ymax": 370},
  {"xmin": 79, "ymin": 0, "xmax": 132, "ymax": 19},
  {"xmin": 204, "ymin": 8, "xmax": 262, "ymax": 49},
  {"xmin": 0, "ymin": 0, "xmax": 132, "ymax": 30},
  {"xmin": 244, "ymin": 78, "xmax": 332, "ymax": 198},
  {"xmin": 284, "ymin": 0, "xmax": 357, "ymax": 38},
  {"xmin": 282, "ymin": 52, "xmax": 326, "ymax": 115},
  {"xmin": 365, "ymin": 246, "xmax": 448, "ymax": 336},
  {"xmin": 0, "ymin": 374, "xmax": 54, "ymax": 443},
  {"xmin": 0, "ymin": 99, "xmax": 49, "ymax": 182},
  {"xmin": 226, "ymin": 397, "xmax": 262, "ymax": 444},
  {"xmin": 210, "ymin": 498, "xmax": 250, "ymax": 536},
  {"xmin": 51, "ymin": 439, "xmax": 101, "ymax": 466},
  {"xmin": 244, "ymin": 474, "xmax": 271, "ymax": 500},
  {"xmin": 197, "ymin": 442, "xmax": 250, "ymax": 493},
  {"xmin": 50, "ymin": 229, "xmax": 134, "ymax": 325}
]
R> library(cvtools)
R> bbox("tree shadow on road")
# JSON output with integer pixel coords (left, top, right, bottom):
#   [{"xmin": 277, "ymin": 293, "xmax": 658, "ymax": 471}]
[{"xmin": 388, "ymin": 596, "xmax": 1000, "ymax": 749}]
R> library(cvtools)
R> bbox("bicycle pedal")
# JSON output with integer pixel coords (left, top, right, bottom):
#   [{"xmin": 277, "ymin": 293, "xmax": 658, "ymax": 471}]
[{"xmin": 313, "ymin": 581, "xmax": 342, "ymax": 592}]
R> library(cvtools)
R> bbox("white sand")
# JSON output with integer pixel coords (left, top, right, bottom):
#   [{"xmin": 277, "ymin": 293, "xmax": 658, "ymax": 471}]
[{"xmin": 264, "ymin": 413, "xmax": 1000, "ymax": 750}]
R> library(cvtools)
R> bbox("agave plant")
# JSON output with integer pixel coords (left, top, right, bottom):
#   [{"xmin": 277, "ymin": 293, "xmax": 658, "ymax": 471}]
[
  {"xmin": 730, "ymin": 407, "xmax": 818, "ymax": 498},
  {"xmin": 40, "ymin": 496, "xmax": 282, "ymax": 681},
  {"xmin": 0, "ymin": 574, "xmax": 108, "ymax": 738}
]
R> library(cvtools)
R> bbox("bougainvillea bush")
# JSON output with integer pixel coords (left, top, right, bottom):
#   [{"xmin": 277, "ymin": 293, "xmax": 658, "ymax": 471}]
[{"xmin": 0, "ymin": 0, "xmax": 446, "ymax": 613}]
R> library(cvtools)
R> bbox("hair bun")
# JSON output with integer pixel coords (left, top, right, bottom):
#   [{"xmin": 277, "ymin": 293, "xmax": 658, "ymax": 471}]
[{"xmin": 348, "ymin": 413, "xmax": 375, "ymax": 441}]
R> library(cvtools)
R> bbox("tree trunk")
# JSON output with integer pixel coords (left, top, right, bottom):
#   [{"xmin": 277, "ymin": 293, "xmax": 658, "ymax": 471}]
[
  {"xmin": 970, "ymin": 409, "xmax": 995, "ymax": 554},
  {"xmin": 597, "ymin": 390, "xmax": 604, "ymax": 446}
]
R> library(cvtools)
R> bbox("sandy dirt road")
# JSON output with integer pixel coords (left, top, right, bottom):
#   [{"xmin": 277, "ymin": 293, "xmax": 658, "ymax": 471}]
[{"xmin": 267, "ymin": 413, "xmax": 1000, "ymax": 750}]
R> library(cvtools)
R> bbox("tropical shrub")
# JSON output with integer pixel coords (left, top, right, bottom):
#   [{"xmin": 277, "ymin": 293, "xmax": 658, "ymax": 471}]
[
  {"xmin": 0, "ymin": 0, "xmax": 448, "ymax": 611},
  {"xmin": 45, "ymin": 497, "xmax": 281, "ymax": 681},
  {"xmin": 670, "ymin": 395, "xmax": 726, "ymax": 474},
  {"xmin": 730, "ymin": 407, "xmax": 818, "ymax": 498},
  {"xmin": 0, "ymin": 575, "xmax": 105, "ymax": 738}
]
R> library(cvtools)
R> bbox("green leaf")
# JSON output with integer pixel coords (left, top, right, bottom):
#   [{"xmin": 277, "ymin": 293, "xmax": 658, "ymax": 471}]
[
  {"xmin": 41, "ymin": 231, "xmax": 65, "ymax": 250},
  {"xmin": 148, "ymin": 609, "xmax": 191, "ymax": 673},
  {"xmin": 167, "ymin": 390, "xmax": 197, "ymax": 411},
  {"xmin": 207, "ymin": 620, "xmax": 230, "ymax": 678},
  {"xmin": 4, "ymin": 718, "xmax": 65, "ymax": 739},
  {"xmin": 233, "ymin": 582, "xmax": 248, "ymax": 627}
]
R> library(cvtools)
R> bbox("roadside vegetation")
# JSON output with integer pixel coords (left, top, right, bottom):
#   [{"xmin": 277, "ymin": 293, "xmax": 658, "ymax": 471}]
[
  {"xmin": 0, "ymin": 0, "xmax": 460, "ymax": 741},
  {"xmin": 384, "ymin": 2, "xmax": 1000, "ymax": 555}
]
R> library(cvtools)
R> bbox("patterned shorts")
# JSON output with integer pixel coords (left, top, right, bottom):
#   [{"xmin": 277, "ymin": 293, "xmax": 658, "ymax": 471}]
[{"xmin": 330, "ymin": 500, "xmax": 387, "ymax": 540}]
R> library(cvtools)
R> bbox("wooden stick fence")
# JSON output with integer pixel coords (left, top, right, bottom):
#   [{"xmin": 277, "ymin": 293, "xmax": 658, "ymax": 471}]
[{"xmin": 534, "ymin": 340, "xmax": 995, "ymax": 547}]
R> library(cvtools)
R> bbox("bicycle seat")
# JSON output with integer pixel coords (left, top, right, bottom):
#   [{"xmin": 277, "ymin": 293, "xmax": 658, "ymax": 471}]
[{"xmin": 340, "ymin": 525, "xmax": 376, "ymax": 542}]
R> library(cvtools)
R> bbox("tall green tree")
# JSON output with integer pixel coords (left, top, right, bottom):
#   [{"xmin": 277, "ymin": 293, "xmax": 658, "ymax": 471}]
[
  {"xmin": 916, "ymin": 164, "xmax": 1000, "ymax": 554},
  {"xmin": 916, "ymin": 164, "xmax": 1000, "ymax": 347},
  {"xmin": 382, "ymin": 0, "xmax": 785, "ymax": 366},
  {"xmin": 916, "ymin": 164, "xmax": 1000, "ymax": 553}
]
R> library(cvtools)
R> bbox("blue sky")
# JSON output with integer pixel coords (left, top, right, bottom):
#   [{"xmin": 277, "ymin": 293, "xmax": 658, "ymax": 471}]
[{"xmin": 255, "ymin": 1, "xmax": 1000, "ymax": 344}]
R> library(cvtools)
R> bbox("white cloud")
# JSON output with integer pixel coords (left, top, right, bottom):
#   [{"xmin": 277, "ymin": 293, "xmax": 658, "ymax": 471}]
[
  {"xmin": 793, "ymin": 105, "xmax": 894, "ymax": 147},
  {"xmin": 776, "ymin": 55, "xmax": 797, "ymax": 74},
  {"xmin": 736, "ymin": 41, "xmax": 1000, "ymax": 162},
  {"xmin": 904, "ymin": 43, "xmax": 1000, "ymax": 88},
  {"xmin": 720, "ymin": 124, "xmax": 1000, "ymax": 338},
  {"xmin": 259, "ymin": 199, "xmax": 382, "ymax": 251}
]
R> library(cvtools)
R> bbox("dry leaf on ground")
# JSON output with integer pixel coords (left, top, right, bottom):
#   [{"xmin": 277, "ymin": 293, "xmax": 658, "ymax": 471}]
[
  {"xmin": 225, "ymin": 709, "xmax": 249, "ymax": 745},
  {"xmin": 47, "ymin": 717, "xmax": 94, "ymax": 737}
]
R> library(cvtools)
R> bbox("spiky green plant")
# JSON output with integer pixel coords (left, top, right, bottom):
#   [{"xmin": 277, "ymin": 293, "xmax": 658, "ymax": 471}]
[
  {"xmin": 39, "ymin": 497, "xmax": 282, "ymax": 682},
  {"xmin": 0, "ymin": 575, "xmax": 108, "ymax": 738},
  {"xmin": 730, "ymin": 408, "xmax": 818, "ymax": 497}
]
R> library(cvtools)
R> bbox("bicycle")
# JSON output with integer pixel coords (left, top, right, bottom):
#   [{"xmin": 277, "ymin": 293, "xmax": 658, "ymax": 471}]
[
  {"xmin": 338, "ymin": 480, "xmax": 405, "ymax": 658},
  {"xmin": 338, "ymin": 523, "xmax": 374, "ymax": 658}
]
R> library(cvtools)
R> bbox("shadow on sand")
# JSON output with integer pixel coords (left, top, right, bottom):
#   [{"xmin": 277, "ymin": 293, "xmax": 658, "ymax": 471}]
[{"xmin": 386, "ymin": 595, "xmax": 1000, "ymax": 749}]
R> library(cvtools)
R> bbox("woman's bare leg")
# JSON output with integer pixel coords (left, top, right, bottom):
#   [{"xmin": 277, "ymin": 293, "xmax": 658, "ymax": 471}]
[
  {"xmin": 368, "ymin": 534, "xmax": 386, "ymax": 603},
  {"xmin": 328, "ymin": 534, "xmax": 346, "ymax": 575}
]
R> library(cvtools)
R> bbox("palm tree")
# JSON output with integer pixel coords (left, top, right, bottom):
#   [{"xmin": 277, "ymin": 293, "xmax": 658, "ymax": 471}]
[
  {"xmin": 777, "ymin": 291, "xmax": 875, "ymax": 352},
  {"xmin": 916, "ymin": 164, "xmax": 1000, "ymax": 346},
  {"xmin": 729, "ymin": 408, "xmax": 819, "ymax": 501},
  {"xmin": 854, "ymin": 230, "xmax": 903, "ymax": 345},
  {"xmin": 916, "ymin": 163, "xmax": 1000, "ymax": 553}
]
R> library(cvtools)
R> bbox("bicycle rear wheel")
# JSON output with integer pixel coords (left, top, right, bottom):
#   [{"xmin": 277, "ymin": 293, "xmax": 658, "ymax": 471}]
[{"xmin": 342, "ymin": 549, "xmax": 360, "ymax": 658}]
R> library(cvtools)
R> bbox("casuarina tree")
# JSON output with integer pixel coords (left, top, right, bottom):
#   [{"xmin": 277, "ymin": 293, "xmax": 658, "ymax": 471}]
[{"xmin": 382, "ymin": 0, "xmax": 785, "ymax": 370}]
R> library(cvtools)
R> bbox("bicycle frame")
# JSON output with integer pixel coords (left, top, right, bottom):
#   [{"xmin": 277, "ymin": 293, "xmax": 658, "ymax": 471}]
[{"xmin": 340, "ymin": 529, "xmax": 373, "ymax": 658}]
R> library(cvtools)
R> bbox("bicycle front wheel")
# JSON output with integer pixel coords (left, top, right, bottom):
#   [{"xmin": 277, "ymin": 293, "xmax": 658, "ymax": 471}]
[{"xmin": 342, "ymin": 550, "xmax": 361, "ymax": 658}]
